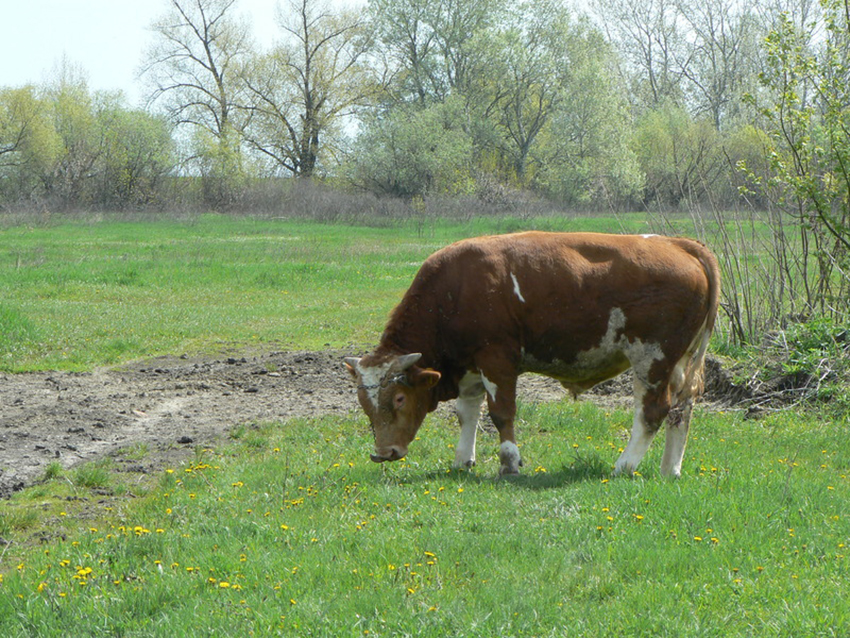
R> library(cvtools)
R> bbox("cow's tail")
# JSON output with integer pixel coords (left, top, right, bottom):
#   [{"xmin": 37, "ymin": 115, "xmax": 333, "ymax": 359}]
[{"xmin": 671, "ymin": 241, "xmax": 722, "ymax": 406}]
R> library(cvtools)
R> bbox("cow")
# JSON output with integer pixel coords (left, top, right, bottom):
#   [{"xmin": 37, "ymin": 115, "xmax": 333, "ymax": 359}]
[{"xmin": 345, "ymin": 231, "xmax": 720, "ymax": 478}]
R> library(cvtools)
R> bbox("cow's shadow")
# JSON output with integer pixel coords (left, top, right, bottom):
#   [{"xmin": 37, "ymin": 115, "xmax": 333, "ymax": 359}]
[{"xmin": 395, "ymin": 454, "xmax": 614, "ymax": 489}]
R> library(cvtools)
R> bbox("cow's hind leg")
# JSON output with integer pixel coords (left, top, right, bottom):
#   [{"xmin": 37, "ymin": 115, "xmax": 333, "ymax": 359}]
[
  {"xmin": 453, "ymin": 372, "xmax": 485, "ymax": 469},
  {"xmin": 660, "ymin": 398, "xmax": 693, "ymax": 478},
  {"xmin": 614, "ymin": 380, "xmax": 670, "ymax": 476}
]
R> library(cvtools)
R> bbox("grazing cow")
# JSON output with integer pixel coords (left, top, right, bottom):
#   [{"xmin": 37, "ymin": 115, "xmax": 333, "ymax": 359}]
[{"xmin": 345, "ymin": 231, "xmax": 720, "ymax": 477}]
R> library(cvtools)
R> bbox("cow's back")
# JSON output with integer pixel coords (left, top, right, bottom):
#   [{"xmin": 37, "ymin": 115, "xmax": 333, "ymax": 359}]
[{"xmin": 381, "ymin": 232, "xmax": 717, "ymax": 388}]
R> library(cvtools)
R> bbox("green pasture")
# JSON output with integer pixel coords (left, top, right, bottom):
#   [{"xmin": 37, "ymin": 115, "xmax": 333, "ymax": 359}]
[
  {"xmin": 1, "ymin": 402, "xmax": 848, "ymax": 636},
  {"xmin": 1, "ymin": 213, "xmax": 692, "ymax": 372},
  {"xmin": 1, "ymin": 213, "xmax": 848, "ymax": 636}
]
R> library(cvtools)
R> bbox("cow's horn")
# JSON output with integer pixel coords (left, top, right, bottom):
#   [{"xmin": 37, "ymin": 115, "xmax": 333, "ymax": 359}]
[{"xmin": 395, "ymin": 353, "xmax": 422, "ymax": 371}]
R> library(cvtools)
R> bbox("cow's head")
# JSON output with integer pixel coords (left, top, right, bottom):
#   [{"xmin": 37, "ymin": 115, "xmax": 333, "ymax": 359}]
[{"xmin": 344, "ymin": 353, "xmax": 441, "ymax": 463}]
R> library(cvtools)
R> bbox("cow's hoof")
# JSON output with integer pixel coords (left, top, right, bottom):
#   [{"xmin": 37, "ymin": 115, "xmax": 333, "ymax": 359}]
[
  {"xmin": 452, "ymin": 458, "xmax": 476, "ymax": 470},
  {"xmin": 498, "ymin": 441, "xmax": 522, "ymax": 476},
  {"xmin": 612, "ymin": 461, "xmax": 634, "ymax": 477}
]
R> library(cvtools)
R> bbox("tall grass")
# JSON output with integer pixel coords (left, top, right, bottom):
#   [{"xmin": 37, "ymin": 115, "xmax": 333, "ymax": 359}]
[{"xmin": 0, "ymin": 401, "xmax": 847, "ymax": 636}]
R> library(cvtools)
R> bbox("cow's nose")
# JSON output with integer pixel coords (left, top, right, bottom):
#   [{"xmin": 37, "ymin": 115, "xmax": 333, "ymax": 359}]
[{"xmin": 370, "ymin": 446, "xmax": 406, "ymax": 463}]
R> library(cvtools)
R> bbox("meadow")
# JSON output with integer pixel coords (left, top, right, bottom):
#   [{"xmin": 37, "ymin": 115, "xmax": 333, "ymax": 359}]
[
  {"xmin": 0, "ymin": 213, "xmax": 685, "ymax": 372},
  {"xmin": 1, "ymin": 403, "xmax": 848, "ymax": 636},
  {"xmin": 0, "ymin": 214, "xmax": 848, "ymax": 636}
]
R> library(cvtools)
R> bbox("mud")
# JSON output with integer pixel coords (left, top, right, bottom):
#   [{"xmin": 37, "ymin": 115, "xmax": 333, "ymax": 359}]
[{"xmin": 0, "ymin": 349, "xmax": 738, "ymax": 498}]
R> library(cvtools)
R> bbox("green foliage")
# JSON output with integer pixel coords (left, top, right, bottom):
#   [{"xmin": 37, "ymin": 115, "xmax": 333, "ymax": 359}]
[
  {"xmin": 752, "ymin": 1, "xmax": 850, "ymax": 316},
  {"xmin": 0, "ymin": 85, "xmax": 61, "ymax": 201},
  {"xmin": 632, "ymin": 103, "xmax": 724, "ymax": 207},
  {"xmin": 533, "ymin": 24, "xmax": 642, "ymax": 206},
  {"xmin": 192, "ymin": 126, "xmax": 252, "ymax": 210},
  {"xmin": 72, "ymin": 461, "xmax": 112, "ymax": 489},
  {"xmin": 0, "ymin": 73, "xmax": 176, "ymax": 211},
  {"xmin": 754, "ymin": 318, "xmax": 850, "ymax": 411},
  {"xmin": 42, "ymin": 462, "xmax": 64, "ymax": 481},
  {"xmin": 353, "ymin": 98, "xmax": 476, "ymax": 198},
  {"xmin": 1, "ymin": 403, "xmax": 849, "ymax": 635}
]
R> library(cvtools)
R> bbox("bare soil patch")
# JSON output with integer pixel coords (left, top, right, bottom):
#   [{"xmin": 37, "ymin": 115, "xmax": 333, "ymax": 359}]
[{"xmin": 0, "ymin": 350, "xmax": 741, "ymax": 498}]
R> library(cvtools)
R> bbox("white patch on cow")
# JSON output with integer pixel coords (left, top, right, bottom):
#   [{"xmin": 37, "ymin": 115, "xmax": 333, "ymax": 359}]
[
  {"xmin": 357, "ymin": 361, "xmax": 394, "ymax": 409},
  {"xmin": 614, "ymin": 382, "xmax": 657, "ymax": 475},
  {"xmin": 499, "ymin": 440, "xmax": 521, "ymax": 475},
  {"xmin": 517, "ymin": 308, "xmax": 665, "ymax": 400},
  {"xmin": 641, "ymin": 234, "xmax": 659, "ymax": 239},
  {"xmin": 481, "ymin": 373, "xmax": 498, "ymax": 402},
  {"xmin": 510, "ymin": 272, "xmax": 526, "ymax": 302},
  {"xmin": 576, "ymin": 308, "xmax": 664, "ymax": 386},
  {"xmin": 454, "ymin": 372, "xmax": 485, "ymax": 468}
]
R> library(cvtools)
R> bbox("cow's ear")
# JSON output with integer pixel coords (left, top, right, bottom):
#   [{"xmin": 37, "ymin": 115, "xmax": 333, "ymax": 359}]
[
  {"xmin": 413, "ymin": 368, "xmax": 441, "ymax": 388},
  {"xmin": 344, "ymin": 357, "xmax": 360, "ymax": 378}
]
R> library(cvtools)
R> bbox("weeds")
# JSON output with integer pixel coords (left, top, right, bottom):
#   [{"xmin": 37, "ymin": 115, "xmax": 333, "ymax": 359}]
[{"xmin": 71, "ymin": 461, "xmax": 112, "ymax": 490}]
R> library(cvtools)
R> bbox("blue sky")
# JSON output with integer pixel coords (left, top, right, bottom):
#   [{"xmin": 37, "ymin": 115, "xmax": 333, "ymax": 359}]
[{"xmin": 0, "ymin": 0, "xmax": 355, "ymax": 107}]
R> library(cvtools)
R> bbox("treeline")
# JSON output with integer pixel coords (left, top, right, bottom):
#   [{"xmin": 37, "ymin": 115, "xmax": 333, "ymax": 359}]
[{"xmin": 0, "ymin": 0, "xmax": 847, "ymax": 224}]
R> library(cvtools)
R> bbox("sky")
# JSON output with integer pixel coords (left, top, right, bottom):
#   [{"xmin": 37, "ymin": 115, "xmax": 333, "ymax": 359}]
[{"xmin": 0, "ymin": 0, "xmax": 360, "ymax": 108}]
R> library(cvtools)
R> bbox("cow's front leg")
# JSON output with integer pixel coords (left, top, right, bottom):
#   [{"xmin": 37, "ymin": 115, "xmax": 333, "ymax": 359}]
[
  {"xmin": 453, "ymin": 372, "xmax": 485, "ymax": 469},
  {"xmin": 482, "ymin": 373, "xmax": 521, "ymax": 476}
]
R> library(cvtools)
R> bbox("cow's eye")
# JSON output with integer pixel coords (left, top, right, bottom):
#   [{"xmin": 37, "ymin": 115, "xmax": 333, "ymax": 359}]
[{"xmin": 394, "ymin": 393, "xmax": 406, "ymax": 409}]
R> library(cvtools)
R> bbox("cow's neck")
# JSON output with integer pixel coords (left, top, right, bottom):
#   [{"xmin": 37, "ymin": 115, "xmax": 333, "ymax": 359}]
[{"xmin": 377, "ymin": 297, "xmax": 440, "ymax": 368}]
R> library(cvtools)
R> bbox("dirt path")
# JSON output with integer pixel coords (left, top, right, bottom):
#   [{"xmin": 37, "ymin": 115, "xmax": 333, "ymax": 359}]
[
  {"xmin": 1, "ymin": 349, "xmax": 582, "ymax": 498},
  {"xmin": 0, "ymin": 350, "xmax": 358, "ymax": 497},
  {"xmin": 1, "ymin": 349, "xmax": 740, "ymax": 499}
]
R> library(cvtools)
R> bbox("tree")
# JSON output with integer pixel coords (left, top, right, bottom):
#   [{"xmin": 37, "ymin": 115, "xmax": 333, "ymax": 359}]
[
  {"xmin": 241, "ymin": 0, "xmax": 378, "ymax": 177},
  {"xmin": 368, "ymin": 0, "xmax": 502, "ymax": 105},
  {"xmin": 632, "ymin": 103, "xmax": 722, "ymax": 207},
  {"xmin": 592, "ymin": 0, "xmax": 684, "ymax": 109},
  {"xmin": 96, "ymin": 106, "xmax": 176, "ymax": 208},
  {"xmin": 750, "ymin": 0, "xmax": 850, "ymax": 316},
  {"xmin": 143, "ymin": 0, "xmax": 251, "ymax": 139},
  {"xmin": 533, "ymin": 28, "xmax": 642, "ymax": 206},
  {"xmin": 41, "ymin": 68, "xmax": 106, "ymax": 208},
  {"xmin": 0, "ymin": 86, "xmax": 59, "ymax": 204},
  {"xmin": 352, "ymin": 97, "xmax": 474, "ymax": 198},
  {"xmin": 143, "ymin": 0, "xmax": 252, "ymax": 207},
  {"xmin": 675, "ymin": 0, "xmax": 760, "ymax": 128}
]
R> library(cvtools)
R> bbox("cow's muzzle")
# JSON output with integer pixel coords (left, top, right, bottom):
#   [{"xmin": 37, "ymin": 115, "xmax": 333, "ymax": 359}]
[{"xmin": 370, "ymin": 446, "xmax": 407, "ymax": 463}]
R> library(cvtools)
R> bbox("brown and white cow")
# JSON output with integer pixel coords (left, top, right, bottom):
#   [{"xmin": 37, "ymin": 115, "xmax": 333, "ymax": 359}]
[{"xmin": 345, "ymin": 231, "xmax": 720, "ymax": 477}]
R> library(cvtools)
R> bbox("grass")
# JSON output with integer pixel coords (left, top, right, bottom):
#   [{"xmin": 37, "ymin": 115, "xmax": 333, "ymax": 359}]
[
  {"xmin": 0, "ymin": 400, "xmax": 848, "ymax": 636},
  {"xmin": 1, "ymin": 212, "xmax": 847, "ymax": 634},
  {"xmin": 0, "ymin": 213, "xmax": 704, "ymax": 372}
]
